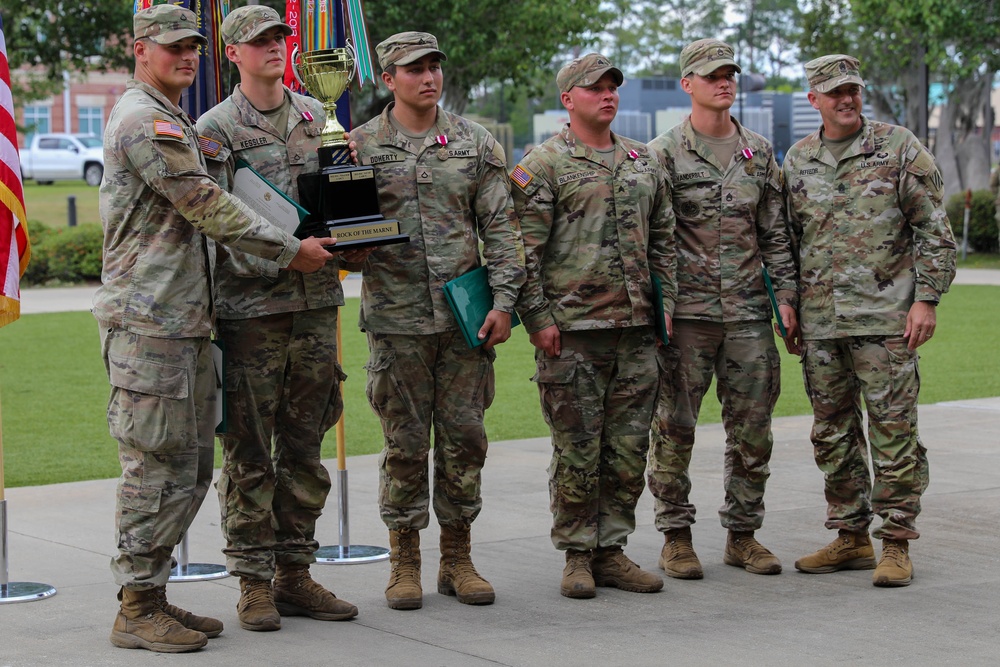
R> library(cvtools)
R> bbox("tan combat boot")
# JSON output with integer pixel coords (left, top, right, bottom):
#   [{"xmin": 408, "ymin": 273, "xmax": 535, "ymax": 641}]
[
  {"xmin": 437, "ymin": 524, "xmax": 496, "ymax": 605},
  {"xmin": 592, "ymin": 546, "xmax": 664, "ymax": 593},
  {"xmin": 561, "ymin": 549, "xmax": 596, "ymax": 599},
  {"xmin": 873, "ymin": 539, "xmax": 913, "ymax": 587},
  {"xmin": 237, "ymin": 577, "xmax": 281, "ymax": 631},
  {"xmin": 273, "ymin": 563, "xmax": 359, "ymax": 620},
  {"xmin": 660, "ymin": 527, "xmax": 704, "ymax": 579},
  {"xmin": 152, "ymin": 585, "xmax": 223, "ymax": 638},
  {"xmin": 795, "ymin": 530, "xmax": 876, "ymax": 573},
  {"xmin": 109, "ymin": 587, "xmax": 208, "ymax": 653},
  {"xmin": 386, "ymin": 528, "xmax": 422, "ymax": 610},
  {"xmin": 724, "ymin": 530, "xmax": 782, "ymax": 574}
]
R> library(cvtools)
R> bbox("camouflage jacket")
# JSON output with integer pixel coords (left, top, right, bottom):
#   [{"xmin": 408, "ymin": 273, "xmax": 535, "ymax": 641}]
[
  {"xmin": 349, "ymin": 104, "xmax": 525, "ymax": 334},
  {"xmin": 511, "ymin": 124, "xmax": 677, "ymax": 333},
  {"xmin": 95, "ymin": 80, "xmax": 301, "ymax": 338},
  {"xmin": 197, "ymin": 85, "xmax": 343, "ymax": 320},
  {"xmin": 783, "ymin": 116, "xmax": 956, "ymax": 339},
  {"xmin": 647, "ymin": 117, "xmax": 796, "ymax": 323}
]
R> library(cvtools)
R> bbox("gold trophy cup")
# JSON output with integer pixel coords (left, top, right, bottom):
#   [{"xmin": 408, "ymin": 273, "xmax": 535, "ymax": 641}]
[
  {"xmin": 293, "ymin": 47, "xmax": 408, "ymax": 248},
  {"xmin": 295, "ymin": 48, "xmax": 355, "ymax": 162}
]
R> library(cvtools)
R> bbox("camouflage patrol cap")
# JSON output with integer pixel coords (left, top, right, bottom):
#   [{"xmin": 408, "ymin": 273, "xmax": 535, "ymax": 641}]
[
  {"xmin": 133, "ymin": 5, "xmax": 207, "ymax": 46},
  {"xmin": 679, "ymin": 39, "xmax": 741, "ymax": 78},
  {"xmin": 376, "ymin": 32, "xmax": 447, "ymax": 71},
  {"xmin": 556, "ymin": 53, "xmax": 624, "ymax": 93},
  {"xmin": 805, "ymin": 55, "xmax": 865, "ymax": 93},
  {"xmin": 221, "ymin": 5, "xmax": 292, "ymax": 46}
]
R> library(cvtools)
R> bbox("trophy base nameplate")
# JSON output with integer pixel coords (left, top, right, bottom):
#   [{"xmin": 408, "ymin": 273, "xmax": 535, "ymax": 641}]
[{"xmin": 326, "ymin": 216, "xmax": 409, "ymax": 249}]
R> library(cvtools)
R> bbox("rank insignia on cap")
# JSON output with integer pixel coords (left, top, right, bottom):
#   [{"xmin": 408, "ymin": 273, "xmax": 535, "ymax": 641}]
[
  {"xmin": 302, "ymin": 110, "xmax": 314, "ymax": 122},
  {"xmin": 199, "ymin": 135, "xmax": 222, "ymax": 157},
  {"xmin": 510, "ymin": 164, "xmax": 533, "ymax": 189},
  {"xmin": 741, "ymin": 147, "xmax": 754, "ymax": 160},
  {"xmin": 154, "ymin": 120, "xmax": 184, "ymax": 138}
]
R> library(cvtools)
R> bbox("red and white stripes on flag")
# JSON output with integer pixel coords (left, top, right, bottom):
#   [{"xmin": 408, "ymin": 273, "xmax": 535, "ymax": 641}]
[{"xmin": 0, "ymin": 15, "xmax": 31, "ymax": 327}]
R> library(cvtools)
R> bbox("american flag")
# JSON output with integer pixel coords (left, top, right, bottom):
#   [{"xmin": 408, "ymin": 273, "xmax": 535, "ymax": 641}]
[{"xmin": 0, "ymin": 15, "xmax": 31, "ymax": 327}]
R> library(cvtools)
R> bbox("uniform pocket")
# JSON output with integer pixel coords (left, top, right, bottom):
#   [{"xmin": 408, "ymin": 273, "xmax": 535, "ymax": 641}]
[
  {"xmin": 107, "ymin": 354, "xmax": 194, "ymax": 453},
  {"xmin": 532, "ymin": 358, "xmax": 580, "ymax": 431}
]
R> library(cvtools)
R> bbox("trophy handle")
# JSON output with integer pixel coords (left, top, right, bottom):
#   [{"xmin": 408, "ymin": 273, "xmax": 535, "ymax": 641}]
[
  {"xmin": 291, "ymin": 44, "xmax": 305, "ymax": 89},
  {"xmin": 344, "ymin": 40, "xmax": 358, "ymax": 84}
]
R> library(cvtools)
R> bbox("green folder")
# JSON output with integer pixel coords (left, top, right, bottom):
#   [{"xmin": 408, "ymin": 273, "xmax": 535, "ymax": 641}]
[
  {"xmin": 651, "ymin": 274, "xmax": 670, "ymax": 345},
  {"xmin": 762, "ymin": 265, "xmax": 788, "ymax": 338},
  {"xmin": 443, "ymin": 266, "xmax": 521, "ymax": 349}
]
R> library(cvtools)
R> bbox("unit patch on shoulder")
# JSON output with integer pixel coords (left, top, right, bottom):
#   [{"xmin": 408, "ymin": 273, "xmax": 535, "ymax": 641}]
[
  {"xmin": 199, "ymin": 135, "xmax": 222, "ymax": 157},
  {"xmin": 153, "ymin": 120, "xmax": 184, "ymax": 139},
  {"xmin": 511, "ymin": 164, "xmax": 534, "ymax": 189}
]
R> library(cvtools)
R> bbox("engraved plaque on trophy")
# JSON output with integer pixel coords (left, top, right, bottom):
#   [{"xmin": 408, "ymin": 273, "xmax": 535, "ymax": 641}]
[{"xmin": 294, "ymin": 48, "xmax": 408, "ymax": 248}]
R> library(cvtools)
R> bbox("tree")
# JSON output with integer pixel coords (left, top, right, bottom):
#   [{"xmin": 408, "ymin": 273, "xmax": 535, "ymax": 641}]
[
  {"xmin": 351, "ymin": 0, "xmax": 605, "ymax": 121},
  {"xmin": 2, "ymin": 2, "xmax": 133, "ymax": 107},
  {"xmin": 797, "ymin": 0, "xmax": 1000, "ymax": 196}
]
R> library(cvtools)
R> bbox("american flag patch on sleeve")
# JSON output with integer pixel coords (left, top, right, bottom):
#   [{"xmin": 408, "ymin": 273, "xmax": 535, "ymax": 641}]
[
  {"xmin": 154, "ymin": 120, "xmax": 184, "ymax": 138},
  {"xmin": 199, "ymin": 135, "xmax": 222, "ymax": 157},
  {"xmin": 510, "ymin": 164, "xmax": 533, "ymax": 189}
]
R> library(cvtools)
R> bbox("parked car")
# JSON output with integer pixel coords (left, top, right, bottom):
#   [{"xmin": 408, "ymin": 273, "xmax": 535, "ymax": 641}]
[{"xmin": 20, "ymin": 133, "xmax": 104, "ymax": 186}]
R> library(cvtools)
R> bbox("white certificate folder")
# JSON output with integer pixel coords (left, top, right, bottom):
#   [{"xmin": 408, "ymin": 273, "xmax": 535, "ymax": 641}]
[{"xmin": 232, "ymin": 159, "xmax": 310, "ymax": 235}]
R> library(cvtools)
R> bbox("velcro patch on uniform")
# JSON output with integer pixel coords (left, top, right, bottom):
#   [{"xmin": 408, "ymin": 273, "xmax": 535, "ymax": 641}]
[
  {"xmin": 511, "ymin": 165, "xmax": 533, "ymax": 189},
  {"xmin": 199, "ymin": 135, "xmax": 222, "ymax": 157},
  {"xmin": 154, "ymin": 120, "xmax": 184, "ymax": 139}
]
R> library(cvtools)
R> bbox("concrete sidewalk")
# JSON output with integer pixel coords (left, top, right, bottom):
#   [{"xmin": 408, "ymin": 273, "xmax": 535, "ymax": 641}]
[
  {"xmin": 16, "ymin": 267, "xmax": 1000, "ymax": 315},
  {"xmin": 2, "ymin": 398, "xmax": 999, "ymax": 666}
]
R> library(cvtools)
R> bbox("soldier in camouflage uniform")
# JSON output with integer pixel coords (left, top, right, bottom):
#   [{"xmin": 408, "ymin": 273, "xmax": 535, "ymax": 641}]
[
  {"xmin": 784, "ymin": 55, "xmax": 956, "ymax": 587},
  {"xmin": 196, "ymin": 5, "xmax": 362, "ymax": 632},
  {"xmin": 96, "ymin": 5, "xmax": 336, "ymax": 653},
  {"xmin": 511, "ymin": 53, "xmax": 676, "ymax": 599},
  {"xmin": 349, "ymin": 32, "xmax": 525, "ymax": 610},
  {"xmin": 645, "ymin": 39, "xmax": 798, "ymax": 580}
]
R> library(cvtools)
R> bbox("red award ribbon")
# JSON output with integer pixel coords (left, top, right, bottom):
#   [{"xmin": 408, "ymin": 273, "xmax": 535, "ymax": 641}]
[{"xmin": 284, "ymin": 0, "xmax": 304, "ymax": 93}]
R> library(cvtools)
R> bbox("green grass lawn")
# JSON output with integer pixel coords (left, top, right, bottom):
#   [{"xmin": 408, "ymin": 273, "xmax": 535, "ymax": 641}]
[
  {"xmin": 22, "ymin": 180, "xmax": 101, "ymax": 227},
  {"xmin": 1, "ymin": 285, "xmax": 998, "ymax": 488},
  {"xmin": 957, "ymin": 252, "xmax": 1000, "ymax": 269}
]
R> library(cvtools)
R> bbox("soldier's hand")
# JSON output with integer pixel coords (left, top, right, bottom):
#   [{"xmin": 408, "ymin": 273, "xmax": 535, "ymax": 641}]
[
  {"xmin": 341, "ymin": 247, "xmax": 374, "ymax": 266},
  {"xmin": 287, "ymin": 236, "xmax": 337, "ymax": 273},
  {"xmin": 479, "ymin": 310, "xmax": 512, "ymax": 350},
  {"xmin": 904, "ymin": 301, "xmax": 937, "ymax": 350},
  {"xmin": 529, "ymin": 324, "xmax": 561, "ymax": 357},
  {"xmin": 346, "ymin": 134, "xmax": 359, "ymax": 165},
  {"xmin": 777, "ymin": 304, "xmax": 802, "ymax": 355}
]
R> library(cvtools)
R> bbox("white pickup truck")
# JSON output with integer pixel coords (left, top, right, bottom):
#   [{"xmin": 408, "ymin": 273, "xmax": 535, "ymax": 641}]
[{"xmin": 20, "ymin": 133, "xmax": 104, "ymax": 186}]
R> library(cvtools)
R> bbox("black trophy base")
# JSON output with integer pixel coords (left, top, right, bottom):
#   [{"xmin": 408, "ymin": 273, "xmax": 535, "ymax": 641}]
[{"xmin": 297, "ymin": 165, "xmax": 410, "ymax": 248}]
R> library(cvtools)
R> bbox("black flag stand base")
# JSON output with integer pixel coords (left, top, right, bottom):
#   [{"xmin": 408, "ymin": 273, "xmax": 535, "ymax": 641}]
[
  {"xmin": 316, "ymin": 469, "xmax": 389, "ymax": 564},
  {"xmin": 0, "ymin": 499, "xmax": 57, "ymax": 604},
  {"xmin": 169, "ymin": 533, "xmax": 229, "ymax": 582}
]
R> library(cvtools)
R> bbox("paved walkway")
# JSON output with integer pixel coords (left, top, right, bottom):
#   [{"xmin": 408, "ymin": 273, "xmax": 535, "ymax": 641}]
[
  {"xmin": 17, "ymin": 268, "xmax": 1000, "ymax": 315},
  {"xmin": 2, "ymin": 399, "xmax": 998, "ymax": 666}
]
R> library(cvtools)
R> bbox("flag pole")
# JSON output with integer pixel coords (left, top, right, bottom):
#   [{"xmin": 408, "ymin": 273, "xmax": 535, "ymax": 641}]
[{"xmin": 0, "ymin": 394, "xmax": 58, "ymax": 603}]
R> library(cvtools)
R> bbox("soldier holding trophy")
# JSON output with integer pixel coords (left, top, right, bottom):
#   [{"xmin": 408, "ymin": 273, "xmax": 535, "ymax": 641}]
[{"xmin": 197, "ymin": 5, "xmax": 362, "ymax": 632}]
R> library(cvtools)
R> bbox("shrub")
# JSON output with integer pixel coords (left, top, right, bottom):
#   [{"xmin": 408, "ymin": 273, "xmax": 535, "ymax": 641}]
[
  {"xmin": 22, "ymin": 221, "xmax": 104, "ymax": 285},
  {"xmin": 945, "ymin": 190, "xmax": 999, "ymax": 254}
]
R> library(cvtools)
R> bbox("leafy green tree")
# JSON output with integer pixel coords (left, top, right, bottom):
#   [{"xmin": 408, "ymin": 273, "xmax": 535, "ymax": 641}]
[
  {"xmin": 2, "ymin": 2, "xmax": 133, "ymax": 107},
  {"xmin": 351, "ymin": 0, "xmax": 605, "ymax": 121}
]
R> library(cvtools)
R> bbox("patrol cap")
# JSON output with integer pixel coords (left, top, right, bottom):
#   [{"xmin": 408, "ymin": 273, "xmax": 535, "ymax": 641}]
[
  {"xmin": 805, "ymin": 54, "xmax": 865, "ymax": 93},
  {"xmin": 679, "ymin": 39, "xmax": 741, "ymax": 78},
  {"xmin": 133, "ymin": 5, "xmax": 207, "ymax": 46},
  {"xmin": 556, "ymin": 53, "xmax": 624, "ymax": 93},
  {"xmin": 221, "ymin": 5, "xmax": 292, "ymax": 46},
  {"xmin": 376, "ymin": 32, "xmax": 447, "ymax": 70}
]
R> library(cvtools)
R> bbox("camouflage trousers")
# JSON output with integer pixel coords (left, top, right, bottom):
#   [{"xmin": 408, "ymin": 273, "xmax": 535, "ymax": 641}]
[
  {"xmin": 801, "ymin": 336, "xmax": 928, "ymax": 541},
  {"xmin": 534, "ymin": 327, "xmax": 658, "ymax": 552},
  {"xmin": 648, "ymin": 319, "xmax": 780, "ymax": 533},
  {"xmin": 365, "ymin": 331, "xmax": 496, "ymax": 531},
  {"xmin": 215, "ymin": 307, "xmax": 343, "ymax": 579},
  {"xmin": 100, "ymin": 326, "xmax": 216, "ymax": 589}
]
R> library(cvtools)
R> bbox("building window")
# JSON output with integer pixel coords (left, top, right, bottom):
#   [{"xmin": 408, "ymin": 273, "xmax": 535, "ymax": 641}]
[
  {"xmin": 22, "ymin": 105, "xmax": 51, "ymax": 145},
  {"xmin": 78, "ymin": 107, "xmax": 103, "ymax": 137}
]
